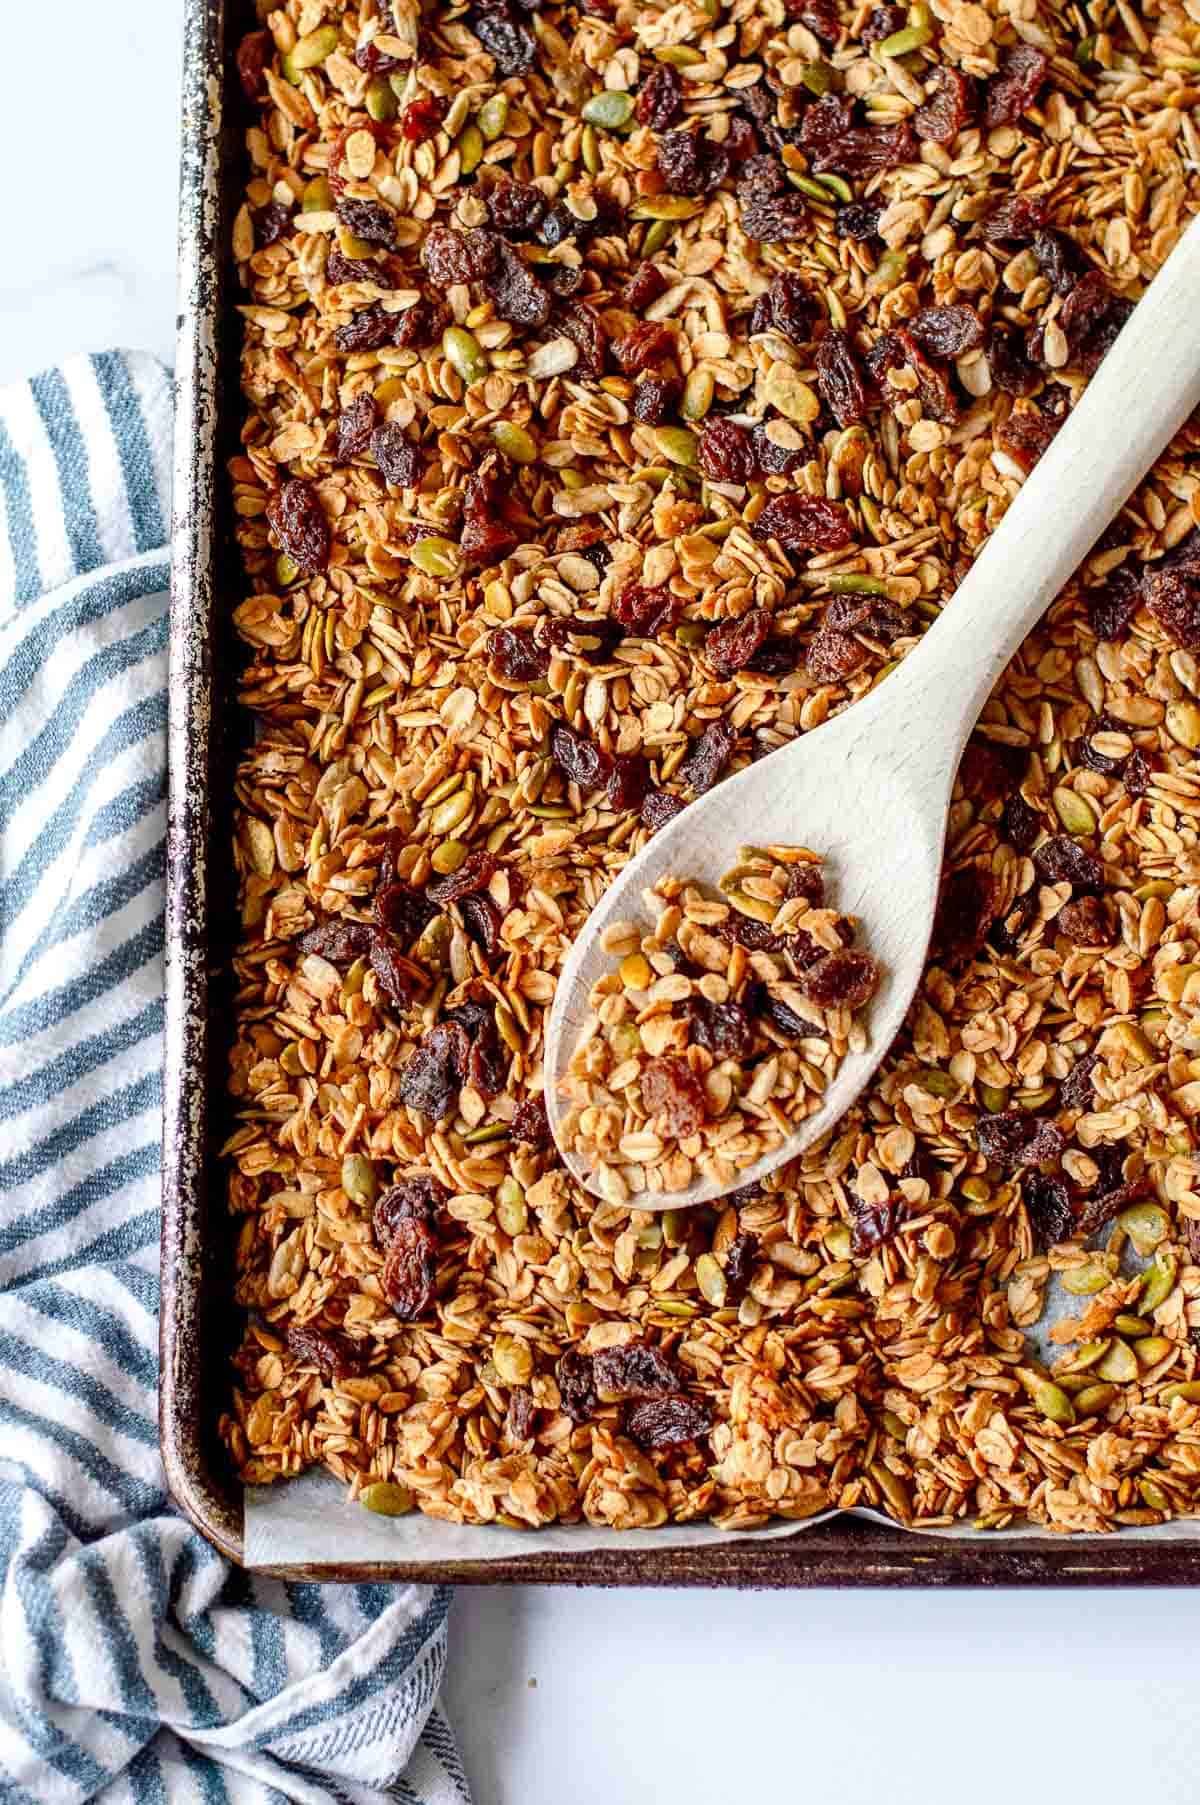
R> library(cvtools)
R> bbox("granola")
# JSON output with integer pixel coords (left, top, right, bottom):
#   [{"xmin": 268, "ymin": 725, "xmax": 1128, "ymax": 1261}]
[{"xmin": 221, "ymin": 0, "xmax": 1200, "ymax": 1536}]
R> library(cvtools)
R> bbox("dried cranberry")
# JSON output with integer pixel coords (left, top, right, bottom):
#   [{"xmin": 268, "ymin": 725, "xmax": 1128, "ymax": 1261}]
[
  {"xmin": 638, "ymin": 63, "xmax": 683, "ymax": 129},
  {"xmin": 849, "ymin": 1192, "xmax": 907, "ymax": 1256},
  {"xmin": 402, "ymin": 95, "xmax": 448, "ymax": 142},
  {"xmin": 594, "ymin": 1341, "xmax": 679, "ymax": 1402},
  {"xmin": 623, "ymin": 266, "xmax": 667, "ymax": 314},
  {"xmin": 485, "ymin": 178, "xmax": 547, "ymax": 239},
  {"xmin": 237, "ymin": 30, "xmax": 271, "ymax": 101},
  {"xmin": 335, "ymin": 197, "xmax": 397, "ymax": 250},
  {"xmin": 697, "ymin": 419, "xmax": 757, "ymax": 484},
  {"xmin": 335, "ymin": 392, "xmax": 377, "ymax": 461},
  {"xmin": 297, "ymin": 918, "xmax": 374, "ymax": 963},
  {"xmin": 459, "ymin": 892, "xmax": 503, "ymax": 956},
  {"xmin": 398, "ymin": 1023, "xmax": 470, "ymax": 1119},
  {"xmin": 487, "ymin": 625, "xmax": 549, "ymax": 684},
  {"xmin": 512, "ymin": 1094, "xmax": 552, "ymax": 1147},
  {"xmin": 612, "ymin": 581, "xmax": 681, "ymax": 637},
  {"xmin": 485, "ymin": 239, "xmax": 552, "ymax": 329},
  {"xmin": 1086, "ymin": 566, "xmax": 1142, "ymax": 640},
  {"xmin": 679, "ymin": 720, "xmax": 736, "ymax": 793},
  {"xmin": 613, "ymin": 321, "xmax": 675, "ymax": 374},
  {"xmin": 1144, "ymin": 569, "xmax": 1200, "ymax": 650},
  {"xmin": 556, "ymin": 1350, "xmax": 597, "ymax": 1424},
  {"xmin": 268, "ymin": 479, "xmax": 330, "ymax": 574},
  {"xmin": 256, "ymin": 202, "xmax": 293, "ymax": 249},
  {"xmin": 935, "ymin": 865, "xmax": 997, "ymax": 959},
  {"xmin": 1023, "ymin": 1171, "xmax": 1074, "ymax": 1251},
  {"xmin": 988, "ymin": 323, "xmax": 1041, "ymax": 397},
  {"xmin": 913, "ymin": 66, "xmax": 974, "ymax": 144},
  {"xmin": 835, "ymin": 201, "xmax": 882, "ymax": 241},
  {"xmin": 550, "ymin": 722, "xmax": 612, "ymax": 790},
  {"xmin": 641, "ymin": 789, "xmax": 686, "ymax": 833},
  {"xmin": 908, "ymin": 304, "xmax": 986, "ymax": 358},
  {"xmin": 382, "ymin": 1217, "xmax": 439, "ymax": 1320},
  {"xmin": 797, "ymin": 949, "xmax": 879, "ymax": 1010},
  {"xmin": 371, "ymin": 422, "xmax": 420, "ymax": 488},
  {"xmin": 980, "ymin": 192, "xmax": 1051, "ymax": 243},
  {"xmin": 471, "ymin": 5, "xmax": 536, "ymax": 75},
  {"xmin": 633, "ymin": 376, "xmax": 680, "ymax": 425},
  {"xmin": 1056, "ymin": 895, "xmax": 1110, "ymax": 946},
  {"xmin": 1033, "ymin": 834, "xmax": 1104, "ymax": 892},
  {"xmin": 335, "ymin": 304, "xmax": 396, "ymax": 354},
  {"xmin": 287, "ymin": 1319, "xmax": 357, "ymax": 1379},
  {"xmin": 606, "ymin": 753, "xmax": 650, "ymax": 813},
  {"xmin": 557, "ymin": 302, "xmax": 606, "ymax": 377},
  {"xmin": 426, "ymin": 850, "xmax": 498, "ymax": 906},
  {"xmin": 375, "ymin": 1175, "xmax": 447, "ymax": 1242},
  {"xmin": 625, "ymin": 1396, "xmax": 712, "ymax": 1448},
  {"xmin": 976, "ymin": 1113, "xmax": 1065, "ymax": 1167},
  {"xmin": 1060, "ymin": 1052, "xmax": 1099, "ymax": 1114},
  {"xmin": 422, "ymin": 224, "xmax": 498, "ymax": 286},
  {"xmin": 1000, "ymin": 793, "xmax": 1039, "ymax": 852},
  {"xmin": 749, "ymin": 273, "xmax": 815, "ymax": 345},
  {"xmin": 815, "ymin": 329, "xmax": 869, "ymax": 426},
  {"xmin": 641, "ymin": 1056, "xmax": 707, "ymax": 1137},
  {"xmin": 375, "ymin": 881, "xmax": 438, "ymax": 942},
  {"xmin": 985, "ymin": 44, "xmax": 1050, "ymax": 129},
  {"xmin": 805, "ymin": 628, "xmax": 867, "ymax": 684},
  {"xmin": 706, "ymin": 610, "xmax": 772, "ymax": 677},
  {"xmin": 861, "ymin": 4, "xmax": 905, "ymax": 42},
  {"xmin": 753, "ymin": 495, "xmax": 852, "ymax": 552}
]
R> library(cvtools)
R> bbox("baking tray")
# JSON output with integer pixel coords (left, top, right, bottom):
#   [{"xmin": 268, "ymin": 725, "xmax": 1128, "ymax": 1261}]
[{"xmin": 161, "ymin": 0, "xmax": 1200, "ymax": 1585}]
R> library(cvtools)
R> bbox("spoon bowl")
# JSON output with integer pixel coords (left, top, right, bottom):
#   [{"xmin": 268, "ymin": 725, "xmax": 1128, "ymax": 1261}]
[{"xmin": 544, "ymin": 214, "xmax": 1200, "ymax": 1208}]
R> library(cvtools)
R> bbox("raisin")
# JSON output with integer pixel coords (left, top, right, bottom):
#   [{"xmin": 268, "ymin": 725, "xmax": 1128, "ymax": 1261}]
[
  {"xmin": 1158, "ymin": 527, "xmax": 1200, "ymax": 578},
  {"xmin": 459, "ymin": 892, "xmax": 503, "ymax": 957},
  {"xmin": 752, "ymin": 495, "xmax": 852, "ymax": 552},
  {"xmin": 641, "ymin": 788, "xmax": 686, "ymax": 833},
  {"xmin": 934, "ymin": 865, "xmax": 997, "ymax": 959},
  {"xmin": 988, "ymin": 323, "xmax": 1041, "ymax": 397},
  {"xmin": 485, "ymin": 625, "xmax": 546, "ymax": 686},
  {"xmin": 423, "ymin": 225, "xmax": 496, "ymax": 287},
  {"xmin": 606, "ymin": 753, "xmax": 651, "ymax": 813},
  {"xmin": 805, "ymin": 628, "xmax": 867, "ymax": 684},
  {"xmin": 267, "ymin": 479, "xmax": 330, "ymax": 574},
  {"xmin": 382, "ymin": 1217, "xmax": 439, "ymax": 1320},
  {"xmin": 1060, "ymin": 1053, "xmax": 1099, "ymax": 1114},
  {"xmin": 625, "ymin": 1395, "xmax": 712, "ymax": 1448},
  {"xmin": 959, "ymin": 739, "xmax": 1020, "ymax": 802},
  {"xmin": 369, "ymin": 935, "xmax": 420, "ymax": 1011},
  {"xmin": 835, "ymin": 201, "xmax": 882, "ymax": 241},
  {"xmin": 867, "ymin": 327, "xmax": 957, "ymax": 423},
  {"xmin": 334, "ymin": 304, "xmax": 396, "ymax": 354},
  {"xmin": 1074, "ymin": 1178, "xmax": 1142, "ymax": 1240},
  {"xmin": 237, "ymin": 30, "xmax": 271, "ymax": 101},
  {"xmin": 472, "ymin": 5, "xmax": 536, "ymax": 74},
  {"xmin": 638, "ymin": 63, "xmax": 683, "ymax": 129},
  {"xmin": 1033, "ymin": 834, "xmax": 1104, "ymax": 892},
  {"xmin": 824, "ymin": 595, "xmax": 907, "ymax": 642},
  {"xmin": 980, "ymin": 192, "xmax": 1051, "ymax": 243},
  {"xmin": 427, "ymin": 850, "xmax": 498, "ymax": 906},
  {"xmin": 632, "ymin": 376, "xmax": 680, "ymax": 425},
  {"xmin": 641, "ymin": 1055, "xmax": 707, "ymax": 1136},
  {"xmin": 688, "ymin": 998, "xmax": 753, "ymax": 1061},
  {"xmin": 679, "ymin": 720, "xmax": 736, "ymax": 793},
  {"xmin": 536, "ymin": 205, "xmax": 578, "ymax": 251},
  {"xmin": 512, "ymin": 1094, "xmax": 552, "ymax": 1148},
  {"xmin": 1085, "ymin": 566, "xmax": 1142, "ymax": 640},
  {"xmin": 1000, "ymin": 793, "xmax": 1040, "ymax": 853},
  {"xmin": 402, "ymin": 95, "xmax": 448, "ymax": 142},
  {"xmin": 987, "ymin": 888, "xmax": 1037, "ymax": 956},
  {"xmin": 1059, "ymin": 268, "xmax": 1115, "ymax": 350},
  {"xmin": 375, "ymin": 881, "xmax": 438, "ymax": 942},
  {"xmin": 286, "ymin": 1320, "xmax": 356, "ymax": 1379},
  {"xmin": 1144, "ymin": 569, "xmax": 1200, "ymax": 650},
  {"xmin": 797, "ymin": 949, "xmax": 880, "ymax": 1010},
  {"xmin": 501, "ymin": 1387, "xmax": 536, "ymax": 1444},
  {"xmin": 738, "ymin": 158, "xmax": 809, "ymax": 242},
  {"xmin": 335, "ymin": 392, "xmax": 377, "ymax": 461},
  {"xmin": 256, "ymin": 202, "xmax": 293, "ymax": 249},
  {"xmin": 705, "ymin": 610, "xmax": 772, "ymax": 677},
  {"xmin": 789, "ymin": 0, "xmax": 841, "ymax": 38},
  {"xmin": 375, "ymin": 1175, "xmax": 447, "ymax": 1243},
  {"xmin": 750, "ymin": 427, "xmax": 806, "ymax": 478},
  {"xmin": 485, "ymin": 177, "xmax": 547, "ymax": 239},
  {"xmin": 556, "ymin": 1349, "xmax": 598, "ymax": 1423},
  {"xmin": 1032, "ymin": 228, "xmax": 1082, "ymax": 298},
  {"xmin": 849, "ymin": 1192, "xmax": 907, "ymax": 1256},
  {"xmin": 697, "ymin": 418, "xmax": 758, "ymax": 484},
  {"xmin": 749, "ymin": 273, "xmax": 815, "ymax": 345},
  {"xmin": 326, "ymin": 245, "xmax": 387, "ymax": 287},
  {"xmin": 467, "ymin": 1018, "xmax": 507, "ymax": 1097},
  {"xmin": 784, "ymin": 864, "xmax": 825, "ymax": 909},
  {"xmin": 569, "ymin": 616, "xmax": 624, "ymax": 663},
  {"xmin": 612, "ymin": 321, "xmax": 675, "ymax": 374},
  {"xmin": 861, "ymin": 4, "xmax": 905, "ymax": 42},
  {"xmin": 908, "ymin": 304, "xmax": 986, "ymax": 358},
  {"xmin": 485, "ymin": 239, "xmax": 552, "ymax": 329},
  {"xmin": 799, "ymin": 95, "xmax": 917, "ymax": 176},
  {"xmin": 656, "ymin": 130, "xmax": 727, "ymax": 196},
  {"xmin": 1124, "ymin": 748, "xmax": 1153, "ymax": 798},
  {"xmin": 1022, "ymin": 1171, "xmax": 1075, "ymax": 1252},
  {"xmin": 354, "ymin": 32, "xmax": 403, "ymax": 74},
  {"xmin": 976, "ymin": 1113, "xmax": 1065, "ymax": 1167},
  {"xmin": 371, "ymin": 422, "xmax": 420, "ymax": 488},
  {"xmin": 1056, "ymin": 895, "xmax": 1110, "ymax": 946},
  {"xmin": 550, "ymin": 721, "xmax": 612, "ymax": 790},
  {"xmin": 1076, "ymin": 718, "xmax": 1125, "ymax": 779},
  {"xmin": 297, "ymin": 918, "xmax": 374, "ymax": 963},
  {"xmin": 460, "ymin": 465, "xmax": 518, "ymax": 567},
  {"xmin": 335, "ymin": 197, "xmax": 397, "ymax": 249},
  {"xmin": 594, "ymin": 1341, "xmax": 679, "ymax": 1402},
  {"xmin": 398, "ymin": 1023, "xmax": 470, "ymax": 1119},
  {"xmin": 815, "ymin": 329, "xmax": 869, "ymax": 427},
  {"xmin": 997, "ymin": 406, "xmax": 1060, "ymax": 474},
  {"xmin": 612, "ymin": 581, "xmax": 681, "ymax": 637},
  {"xmin": 913, "ymin": 65, "xmax": 974, "ymax": 144},
  {"xmin": 445, "ymin": 999, "xmax": 493, "ymax": 1040},
  {"xmin": 557, "ymin": 301, "xmax": 606, "ymax": 377},
  {"xmin": 985, "ymin": 44, "xmax": 1050, "ymax": 129},
  {"xmin": 624, "ymin": 262, "xmax": 668, "ymax": 311}
]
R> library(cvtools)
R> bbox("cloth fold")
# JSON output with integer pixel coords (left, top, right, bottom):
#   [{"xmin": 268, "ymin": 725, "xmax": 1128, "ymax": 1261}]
[{"xmin": 0, "ymin": 351, "xmax": 467, "ymax": 1805}]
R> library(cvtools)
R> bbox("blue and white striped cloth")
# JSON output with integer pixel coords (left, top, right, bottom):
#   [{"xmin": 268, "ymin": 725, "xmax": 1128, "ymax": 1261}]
[{"xmin": 0, "ymin": 352, "xmax": 470, "ymax": 1805}]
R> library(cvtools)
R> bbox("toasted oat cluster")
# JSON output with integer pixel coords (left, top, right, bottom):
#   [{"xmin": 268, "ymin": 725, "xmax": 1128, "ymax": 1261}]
[
  {"xmin": 560, "ymin": 851, "xmax": 880, "ymax": 1199},
  {"xmin": 221, "ymin": 0, "xmax": 1200, "ymax": 1535}
]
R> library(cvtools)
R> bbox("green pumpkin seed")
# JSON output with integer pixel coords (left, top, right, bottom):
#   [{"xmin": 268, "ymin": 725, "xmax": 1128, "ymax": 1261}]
[
  {"xmin": 1161, "ymin": 1381, "xmax": 1200, "ymax": 1404},
  {"xmin": 824, "ymin": 1223, "xmax": 852, "ymax": 1260},
  {"xmin": 1052, "ymin": 786, "xmax": 1097, "ymax": 835},
  {"xmin": 581, "ymin": 123, "xmax": 601, "ymax": 175},
  {"xmin": 1166, "ymin": 700, "xmax": 1200, "ymax": 749},
  {"xmin": 653, "ymin": 426, "xmax": 698, "ymax": 467},
  {"xmin": 880, "ymin": 1409, "xmax": 908, "ymax": 1440},
  {"xmin": 654, "ymin": 44, "xmax": 703, "ymax": 66},
  {"xmin": 978, "ymin": 1082, "xmax": 1009, "ymax": 1113},
  {"xmin": 302, "ymin": 176, "xmax": 333, "ymax": 213},
  {"xmin": 477, "ymin": 94, "xmax": 510, "ymax": 140},
  {"xmin": 826, "ymin": 574, "xmax": 889, "ymax": 596},
  {"xmin": 1073, "ymin": 1382, "xmax": 1118, "ymax": 1416},
  {"xmin": 443, "ymin": 325, "xmax": 488, "ymax": 386},
  {"xmin": 1096, "ymin": 1339, "xmax": 1139, "ymax": 1383},
  {"xmin": 341, "ymin": 1153, "xmax": 378, "ymax": 1207},
  {"xmin": 1138, "ymin": 1476, "xmax": 1170, "ymax": 1511},
  {"xmin": 877, "ymin": 22, "xmax": 933, "ymax": 56},
  {"xmin": 1113, "ymin": 1313, "xmax": 1151, "ymax": 1337},
  {"xmin": 1073, "ymin": 1338, "xmax": 1112, "ymax": 1372},
  {"xmin": 291, "ymin": 23, "xmax": 339, "ymax": 70},
  {"xmin": 582, "ymin": 90, "xmax": 635, "ymax": 129},
  {"xmin": 680, "ymin": 368, "xmax": 714, "ymax": 421},
  {"xmin": 1016, "ymin": 1086, "xmax": 1055, "ymax": 1111},
  {"xmin": 631, "ymin": 196, "xmax": 705, "ymax": 221},
  {"xmin": 366, "ymin": 76, "xmax": 397, "ymax": 122},
  {"xmin": 431, "ymin": 790, "xmax": 472, "ymax": 835},
  {"xmin": 1061, "ymin": 1263, "xmax": 1111, "ymax": 1296},
  {"xmin": 410, "ymin": 535, "xmax": 463, "ymax": 579},
  {"xmin": 915, "ymin": 1067, "xmax": 956, "ymax": 1098},
  {"xmin": 457, "ymin": 123, "xmax": 484, "ymax": 173},
  {"xmin": 869, "ymin": 1461, "xmax": 911, "ymax": 1520},
  {"xmin": 696, "ymin": 1253, "xmax": 727, "ymax": 1307},
  {"xmin": 342, "ymin": 957, "xmax": 368, "ymax": 999},
  {"xmin": 610, "ymin": 1023, "xmax": 643, "ymax": 1059},
  {"xmin": 641, "ymin": 218, "xmax": 675, "ymax": 258},
  {"xmin": 430, "ymin": 838, "xmax": 468, "ymax": 875},
  {"xmin": 1140, "ymin": 1250, "xmax": 1177, "ymax": 1312},
  {"xmin": 816, "ymin": 172, "xmax": 853, "ymax": 204},
  {"xmin": 1033, "ymin": 1380, "xmax": 1075, "ymax": 1426},
  {"xmin": 492, "ymin": 421, "xmax": 539, "ymax": 464},
  {"xmin": 675, "ymin": 621, "xmax": 707, "ymax": 647},
  {"xmin": 1134, "ymin": 1335, "xmax": 1173, "ymax": 1367},
  {"xmin": 798, "ymin": 61, "xmax": 832, "ymax": 95},
  {"xmin": 787, "ymin": 173, "xmax": 835, "ymax": 203},
  {"xmin": 1075, "ymin": 34, "xmax": 1096, "ymax": 66},
  {"xmin": 761, "ymin": 367, "xmax": 819, "ymax": 425},
  {"xmin": 1135, "ymin": 879, "xmax": 1174, "ymax": 900},
  {"xmin": 360, "ymin": 1481, "xmax": 414, "ymax": 1516},
  {"xmin": 463, "ymin": 1122, "xmax": 510, "ymax": 1145},
  {"xmin": 493, "ymin": 1333, "xmax": 533, "ymax": 1385},
  {"xmin": 496, "ymin": 1177, "xmax": 528, "ymax": 1237},
  {"xmin": 275, "ymin": 552, "xmax": 300, "ymax": 586},
  {"xmin": 1116, "ymin": 1200, "xmax": 1169, "ymax": 1257}
]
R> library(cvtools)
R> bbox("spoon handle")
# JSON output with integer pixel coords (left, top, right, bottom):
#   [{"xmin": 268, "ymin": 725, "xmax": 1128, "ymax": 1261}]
[{"xmin": 869, "ymin": 212, "xmax": 1200, "ymax": 764}]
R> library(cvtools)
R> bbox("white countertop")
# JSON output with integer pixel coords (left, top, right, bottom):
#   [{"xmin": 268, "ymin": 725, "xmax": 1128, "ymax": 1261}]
[{"xmin": 8, "ymin": 6, "xmax": 1198, "ymax": 1801}]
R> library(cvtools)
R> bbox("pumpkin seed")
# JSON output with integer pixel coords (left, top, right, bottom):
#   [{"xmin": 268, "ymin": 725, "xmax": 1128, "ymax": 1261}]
[
  {"xmin": 641, "ymin": 218, "xmax": 675, "ymax": 258},
  {"xmin": 431, "ymin": 790, "xmax": 473, "ymax": 835},
  {"xmin": 816, "ymin": 172, "xmax": 853, "ymax": 204},
  {"xmin": 1114, "ymin": 1313, "xmax": 1151, "ymax": 1337},
  {"xmin": 1134, "ymin": 1335, "xmax": 1173, "ymax": 1367},
  {"xmin": 762, "ymin": 366, "xmax": 820, "ymax": 425},
  {"xmin": 275, "ymin": 552, "xmax": 300, "ymax": 585},
  {"xmin": 654, "ymin": 44, "xmax": 703, "ymax": 65},
  {"xmin": 1033, "ymin": 1380, "xmax": 1075, "ymax": 1425},
  {"xmin": 681, "ymin": 368, "xmax": 714, "ymax": 421},
  {"xmin": 410, "ymin": 535, "xmax": 463, "ymax": 578},
  {"xmin": 824, "ymin": 1223, "xmax": 852, "ymax": 1260},
  {"xmin": 826, "ymin": 574, "xmax": 889, "ymax": 596},
  {"xmin": 1096, "ymin": 1339, "xmax": 1138, "ymax": 1382},
  {"xmin": 496, "ymin": 1177, "xmax": 528, "ymax": 1237},
  {"xmin": 302, "ymin": 176, "xmax": 333, "ymax": 213},
  {"xmin": 610, "ymin": 1023, "xmax": 642, "ymax": 1059},
  {"xmin": 582, "ymin": 90, "xmax": 634, "ymax": 129},
  {"xmin": 653, "ymin": 426, "xmax": 699, "ymax": 466},
  {"xmin": 631, "ymin": 196, "xmax": 705, "ymax": 220},
  {"xmin": 443, "ymin": 325, "xmax": 488, "ymax": 386},
  {"xmin": 868, "ymin": 1461, "xmax": 911, "ymax": 1520},
  {"xmin": 457, "ymin": 123, "xmax": 484, "ymax": 173},
  {"xmin": 1073, "ymin": 1382, "xmax": 1118, "ymax": 1416},
  {"xmin": 1052, "ymin": 786, "xmax": 1097, "ymax": 834},
  {"xmin": 291, "ymin": 23, "xmax": 339, "ymax": 69},
  {"xmin": 1061, "ymin": 1262, "xmax": 1110, "ymax": 1296},
  {"xmin": 797, "ymin": 60, "xmax": 832, "ymax": 95},
  {"xmin": 366, "ymin": 76, "xmax": 397, "ymax": 122},
  {"xmin": 341, "ymin": 1153, "xmax": 378, "ymax": 1207},
  {"xmin": 1138, "ymin": 1476, "xmax": 1169, "ymax": 1511},
  {"xmin": 1161, "ymin": 1381, "xmax": 1200, "ymax": 1404},
  {"xmin": 1140, "ymin": 1250, "xmax": 1177, "ymax": 1312},
  {"xmin": 978, "ymin": 1082, "xmax": 1009, "ymax": 1113},
  {"xmin": 1072, "ymin": 1338, "xmax": 1112, "ymax": 1371},
  {"xmin": 492, "ymin": 421, "xmax": 538, "ymax": 463},
  {"xmin": 877, "ymin": 22, "xmax": 933, "ymax": 56},
  {"xmin": 916, "ymin": 1067, "xmax": 956, "ymax": 1097},
  {"xmin": 360, "ymin": 1481, "xmax": 414, "ymax": 1516},
  {"xmin": 880, "ymin": 1409, "xmax": 908, "ymax": 1440},
  {"xmin": 477, "ymin": 94, "xmax": 509, "ymax": 140},
  {"xmin": 430, "ymin": 838, "xmax": 468, "ymax": 875},
  {"xmin": 1165, "ymin": 700, "xmax": 1200, "ymax": 748},
  {"xmin": 463, "ymin": 1122, "xmax": 509, "ymax": 1145},
  {"xmin": 1116, "ymin": 1200, "xmax": 1168, "ymax": 1256},
  {"xmin": 696, "ymin": 1253, "xmax": 727, "ymax": 1307},
  {"xmin": 786, "ymin": 173, "xmax": 834, "ymax": 203}
]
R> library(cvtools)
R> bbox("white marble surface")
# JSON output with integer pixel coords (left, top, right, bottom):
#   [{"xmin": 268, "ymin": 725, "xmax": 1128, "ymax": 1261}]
[{"xmin": 7, "ymin": 6, "xmax": 1200, "ymax": 1802}]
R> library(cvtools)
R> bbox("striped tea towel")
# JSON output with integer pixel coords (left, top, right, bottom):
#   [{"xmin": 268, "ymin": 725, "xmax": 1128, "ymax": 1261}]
[{"xmin": 0, "ymin": 352, "xmax": 470, "ymax": 1805}]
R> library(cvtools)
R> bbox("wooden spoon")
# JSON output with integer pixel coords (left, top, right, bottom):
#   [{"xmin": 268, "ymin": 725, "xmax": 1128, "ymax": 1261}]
[{"xmin": 544, "ymin": 216, "xmax": 1200, "ymax": 1209}]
